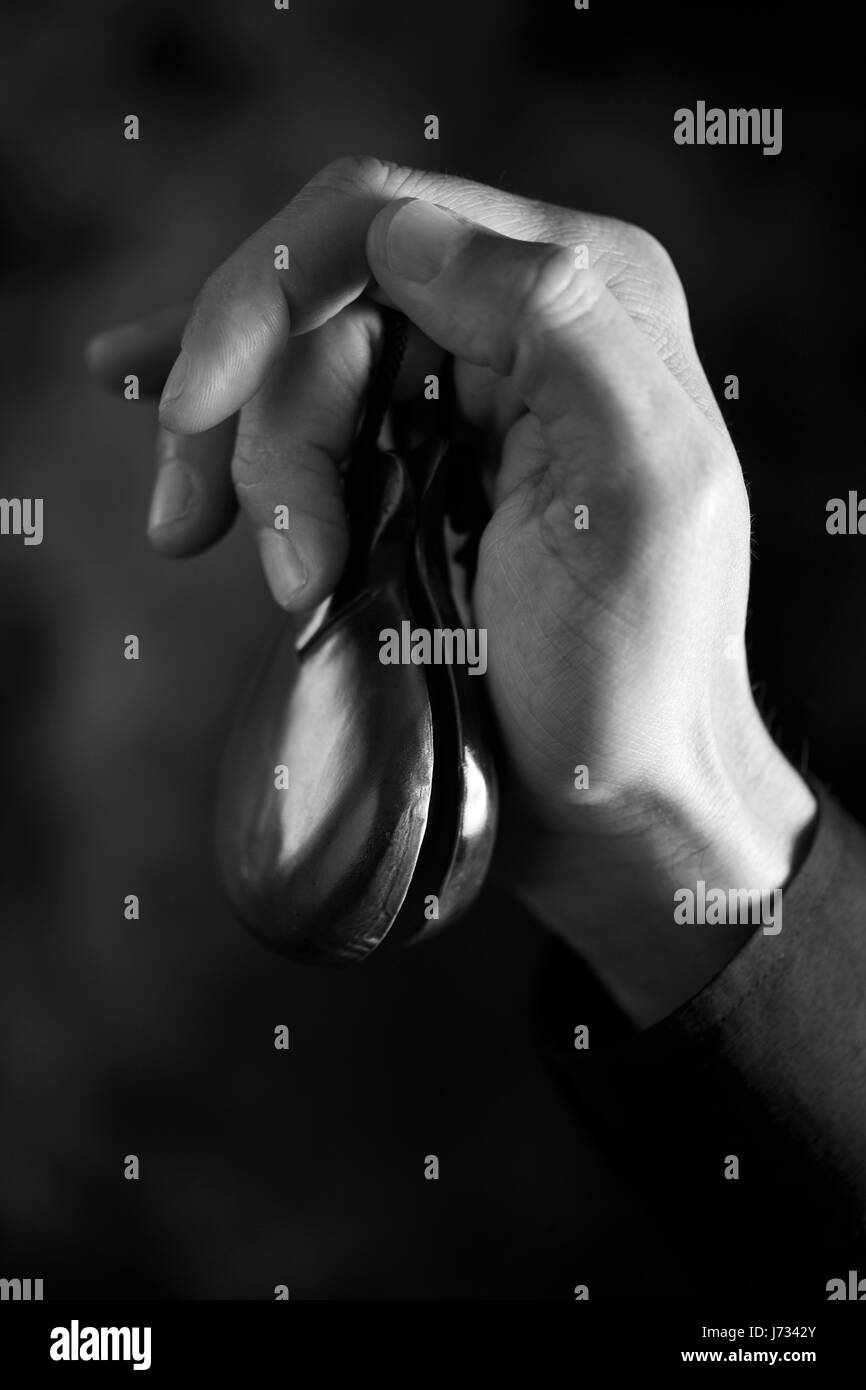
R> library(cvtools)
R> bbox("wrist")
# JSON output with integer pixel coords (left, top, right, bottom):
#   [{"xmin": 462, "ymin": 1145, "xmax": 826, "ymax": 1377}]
[{"xmin": 497, "ymin": 700, "xmax": 817, "ymax": 1026}]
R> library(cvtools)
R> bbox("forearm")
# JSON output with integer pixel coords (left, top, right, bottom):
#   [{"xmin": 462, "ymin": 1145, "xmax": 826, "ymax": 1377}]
[
  {"xmin": 503, "ymin": 705, "xmax": 817, "ymax": 1026},
  {"xmin": 530, "ymin": 780, "xmax": 866, "ymax": 1291}
]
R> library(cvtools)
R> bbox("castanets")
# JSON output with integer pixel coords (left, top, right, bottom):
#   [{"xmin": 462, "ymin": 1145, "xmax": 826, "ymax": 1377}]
[{"xmin": 214, "ymin": 310, "xmax": 498, "ymax": 964}]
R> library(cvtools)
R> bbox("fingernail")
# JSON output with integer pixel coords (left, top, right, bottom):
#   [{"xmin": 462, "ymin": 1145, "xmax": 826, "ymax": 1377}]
[
  {"xmin": 258, "ymin": 529, "xmax": 308, "ymax": 607},
  {"xmin": 148, "ymin": 463, "xmax": 194, "ymax": 531},
  {"xmin": 384, "ymin": 201, "xmax": 473, "ymax": 284},
  {"xmin": 159, "ymin": 350, "xmax": 189, "ymax": 410}
]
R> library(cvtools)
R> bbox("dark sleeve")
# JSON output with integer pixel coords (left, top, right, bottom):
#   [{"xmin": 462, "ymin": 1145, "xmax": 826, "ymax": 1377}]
[{"xmin": 534, "ymin": 783, "xmax": 866, "ymax": 1298}]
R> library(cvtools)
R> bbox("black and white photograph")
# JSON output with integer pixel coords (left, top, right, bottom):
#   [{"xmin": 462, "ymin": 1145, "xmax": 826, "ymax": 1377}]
[{"xmin": 1, "ymin": 0, "xmax": 864, "ymax": 1366}]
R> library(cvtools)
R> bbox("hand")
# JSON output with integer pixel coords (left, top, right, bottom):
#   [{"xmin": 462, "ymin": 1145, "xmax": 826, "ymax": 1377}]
[{"xmin": 86, "ymin": 156, "xmax": 816, "ymax": 1024}]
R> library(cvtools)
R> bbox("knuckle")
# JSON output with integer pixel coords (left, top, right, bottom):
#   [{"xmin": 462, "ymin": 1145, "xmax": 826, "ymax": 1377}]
[
  {"xmin": 505, "ymin": 247, "xmax": 606, "ymax": 386},
  {"xmin": 230, "ymin": 425, "xmax": 280, "ymax": 492},
  {"xmin": 510, "ymin": 246, "xmax": 605, "ymax": 340},
  {"xmin": 655, "ymin": 431, "xmax": 746, "ymax": 537},
  {"xmin": 315, "ymin": 153, "xmax": 403, "ymax": 197},
  {"xmin": 639, "ymin": 231, "xmax": 689, "ymax": 320},
  {"xmin": 628, "ymin": 224, "xmax": 675, "ymax": 277},
  {"xmin": 616, "ymin": 220, "xmax": 677, "ymax": 285},
  {"xmin": 681, "ymin": 463, "xmax": 749, "ymax": 558},
  {"xmin": 608, "ymin": 220, "xmax": 689, "ymax": 322},
  {"xmin": 519, "ymin": 245, "xmax": 596, "ymax": 316},
  {"xmin": 309, "ymin": 156, "xmax": 479, "ymax": 212}
]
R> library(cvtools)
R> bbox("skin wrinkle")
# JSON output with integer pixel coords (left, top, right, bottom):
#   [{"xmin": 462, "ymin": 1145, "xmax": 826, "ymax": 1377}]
[
  {"xmin": 486, "ymin": 531, "xmax": 629, "ymax": 774},
  {"xmin": 277, "ymin": 235, "xmax": 371, "ymax": 335},
  {"xmin": 197, "ymin": 263, "xmax": 285, "ymax": 354},
  {"xmin": 88, "ymin": 155, "xmax": 819, "ymax": 1025},
  {"xmin": 230, "ymin": 446, "xmax": 345, "ymax": 510},
  {"xmin": 334, "ymin": 160, "xmax": 689, "ymax": 349},
  {"xmin": 231, "ymin": 306, "xmax": 377, "ymax": 541},
  {"xmin": 469, "ymin": 239, "xmax": 756, "ymax": 845},
  {"xmin": 481, "ymin": 530, "xmax": 565, "ymax": 751}
]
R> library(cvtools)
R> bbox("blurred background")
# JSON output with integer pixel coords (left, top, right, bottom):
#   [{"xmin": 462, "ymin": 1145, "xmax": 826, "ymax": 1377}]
[{"xmin": 0, "ymin": 0, "xmax": 863, "ymax": 1298}]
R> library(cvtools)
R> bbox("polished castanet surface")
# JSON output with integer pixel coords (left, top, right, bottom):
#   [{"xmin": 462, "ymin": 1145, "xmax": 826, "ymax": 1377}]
[{"xmin": 215, "ymin": 434, "xmax": 498, "ymax": 964}]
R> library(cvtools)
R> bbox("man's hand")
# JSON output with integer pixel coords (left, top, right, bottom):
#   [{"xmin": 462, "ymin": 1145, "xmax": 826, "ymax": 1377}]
[{"xmin": 86, "ymin": 156, "xmax": 816, "ymax": 1024}]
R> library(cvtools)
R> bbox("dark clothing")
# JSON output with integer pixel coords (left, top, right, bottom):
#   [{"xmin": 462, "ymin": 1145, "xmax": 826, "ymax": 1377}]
[{"xmin": 537, "ymin": 785, "xmax": 866, "ymax": 1299}]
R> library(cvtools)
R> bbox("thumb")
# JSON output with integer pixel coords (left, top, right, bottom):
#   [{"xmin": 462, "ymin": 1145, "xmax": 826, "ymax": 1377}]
[{"xmin": 365, "ymin": 198, "xmax": 678, "ymax": 446}]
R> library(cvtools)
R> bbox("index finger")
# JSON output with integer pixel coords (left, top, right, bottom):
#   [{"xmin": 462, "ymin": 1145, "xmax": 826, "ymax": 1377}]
[{"xmin": 157, "ymin": 154, "xmax": 646, "ymax": 435}]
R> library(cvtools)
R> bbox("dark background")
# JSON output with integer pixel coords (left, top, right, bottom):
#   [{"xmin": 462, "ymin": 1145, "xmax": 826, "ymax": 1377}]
[{"xmin": 0, "ymin": 0, "xmax": 863, "ymax": 1298}]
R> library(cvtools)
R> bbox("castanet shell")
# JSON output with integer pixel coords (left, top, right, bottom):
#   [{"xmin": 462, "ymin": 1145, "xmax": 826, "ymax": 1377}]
[{"xmin": 214, "ymin": 443, "xmax": 497, "ymax": 964}]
